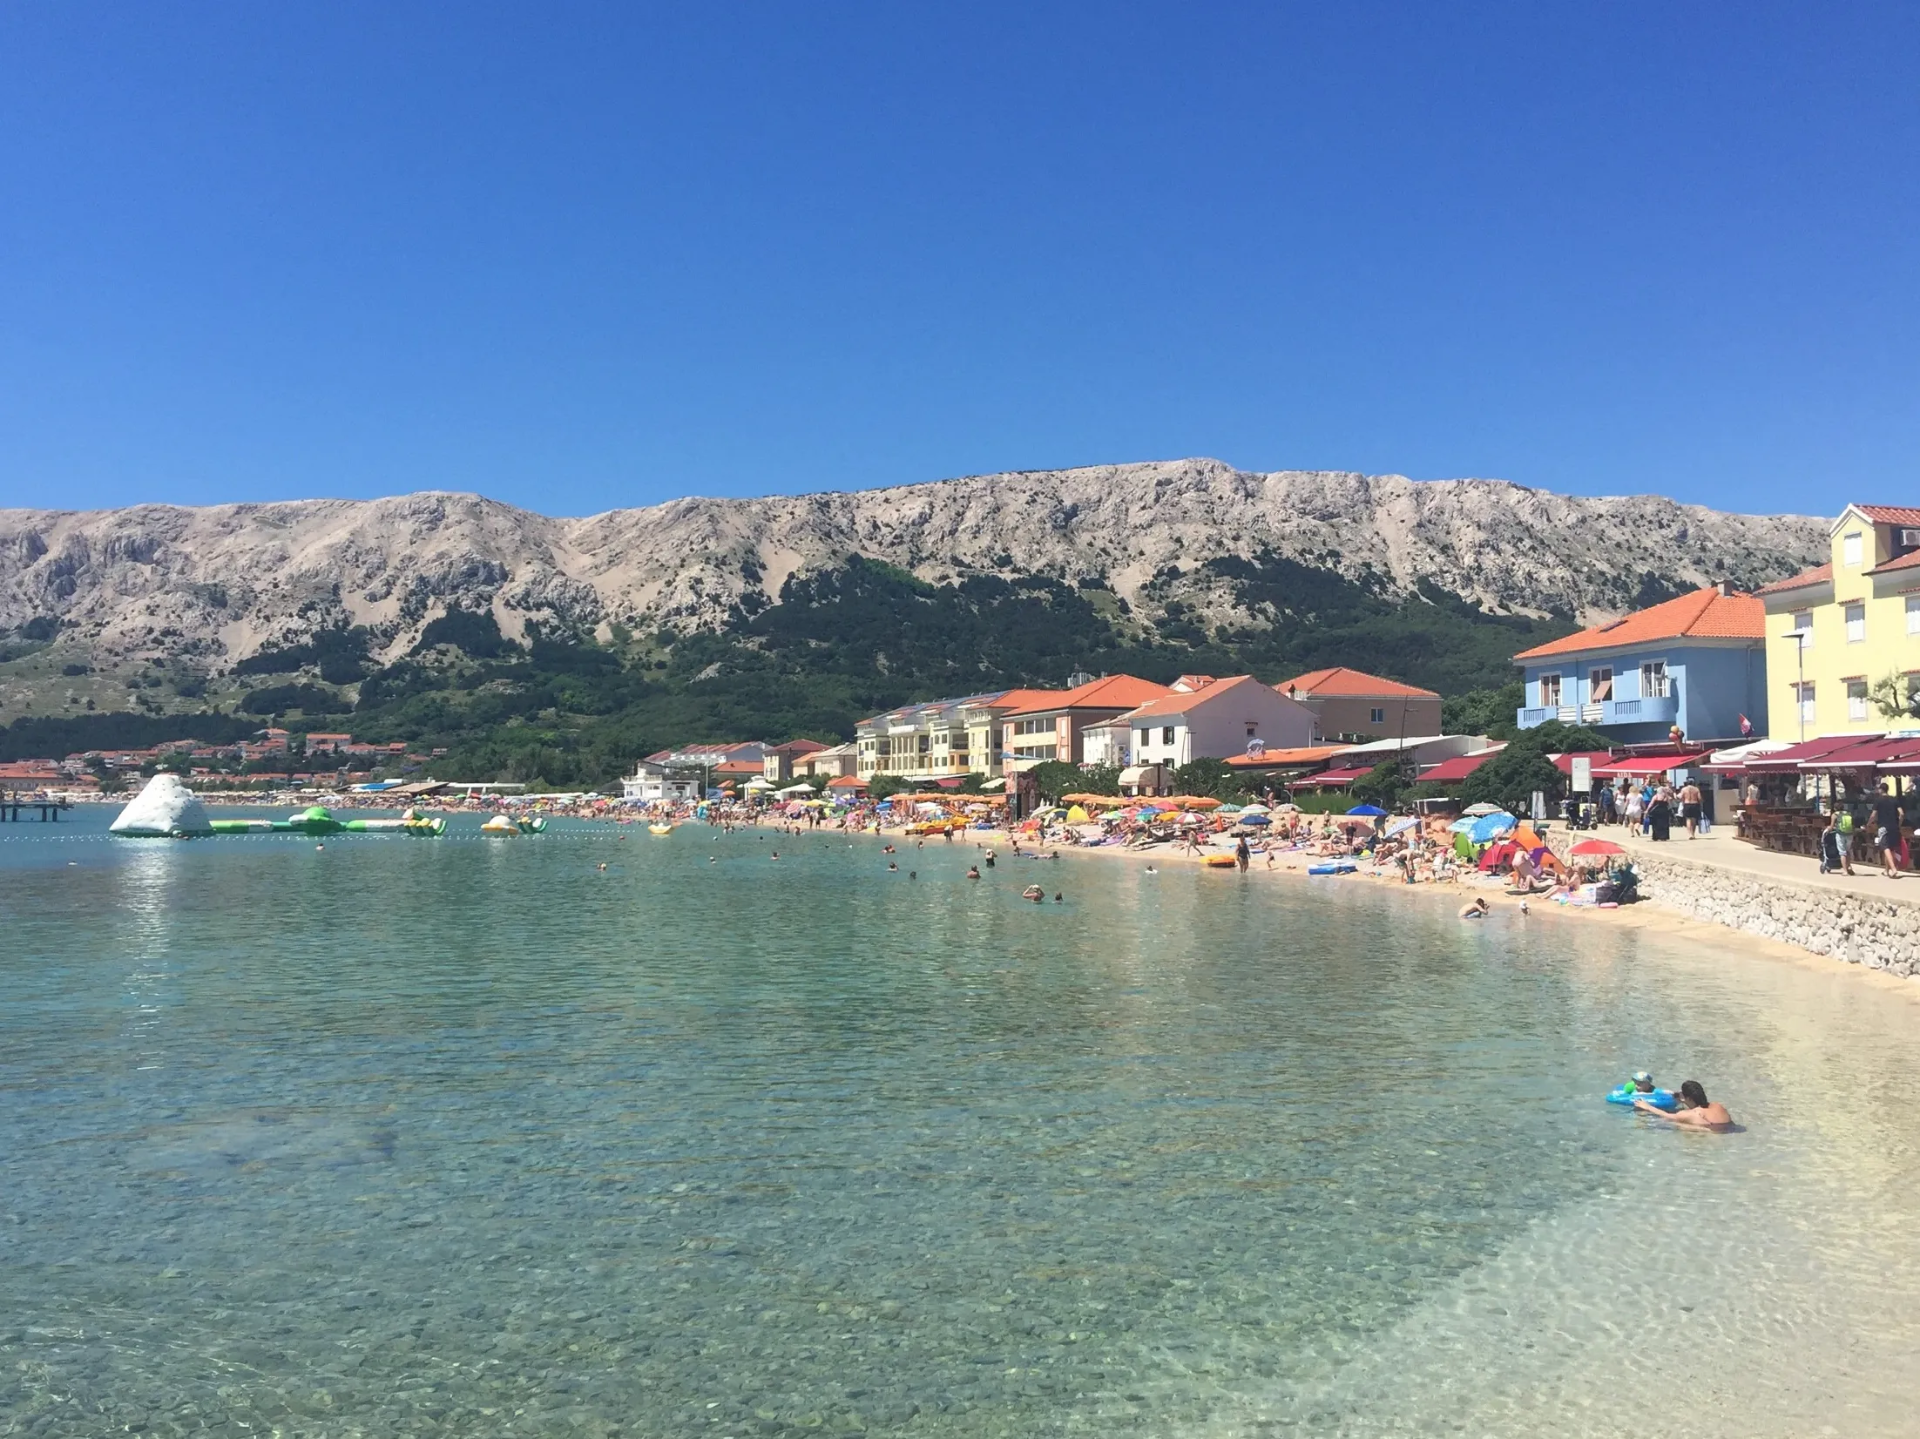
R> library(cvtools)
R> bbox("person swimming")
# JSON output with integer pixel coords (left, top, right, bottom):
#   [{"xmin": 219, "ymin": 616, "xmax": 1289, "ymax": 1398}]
[
  {"xmin": 1459, "ymin": 897, "xmax": 1489, "ymax": 919},
  {"xmin": 1635, "ymin": 1079, "xmax": 1733, "ymax": 1128},
  {"xmin": 966, "ymin": 866, "xmax": 980, "ymax": 880},
  {"xmin": 887, "ymin": 861, "xmax": 898, "ymax": 872},
  {"xmin": 1021, "ymin": 885, "xmax": 1044, "ymax": 902}
]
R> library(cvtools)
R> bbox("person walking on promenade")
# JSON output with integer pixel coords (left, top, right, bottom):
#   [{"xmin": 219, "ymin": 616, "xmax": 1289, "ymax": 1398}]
[
  {"xmin": 1871, "ymin": 784, "xmax": 1904, "ymax": 879},
  {"xmin": 1679, "ymin": 778, "xmax": 1704, "ymax": 839}
]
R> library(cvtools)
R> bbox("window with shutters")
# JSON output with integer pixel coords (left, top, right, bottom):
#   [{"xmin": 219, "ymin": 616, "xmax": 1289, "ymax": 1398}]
[
  {"xmin": 1845, "ymin": 602, "xmax": 1866, "ymax": 643},
  {"xmin": 1847, "ymin": 678, "xmax": 1869, "ymax": 722}
]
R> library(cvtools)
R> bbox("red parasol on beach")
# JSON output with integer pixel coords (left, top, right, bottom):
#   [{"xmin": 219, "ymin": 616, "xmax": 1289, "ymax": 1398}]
[{"xmin": 1570, "ymin": 838, "xmax": 1626, "ymax": 857}]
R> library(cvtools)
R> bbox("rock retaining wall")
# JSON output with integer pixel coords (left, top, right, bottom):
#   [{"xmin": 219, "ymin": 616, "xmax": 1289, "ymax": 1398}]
[{"xmin": 1633, "ymin": 850, "xmax": 1920, "ymax": 977}]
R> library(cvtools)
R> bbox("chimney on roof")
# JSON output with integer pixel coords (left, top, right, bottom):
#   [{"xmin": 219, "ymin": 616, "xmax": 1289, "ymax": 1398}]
[{"xmin": 1716, "ymin": 580, "xmax": 1733, "ymax": 597}]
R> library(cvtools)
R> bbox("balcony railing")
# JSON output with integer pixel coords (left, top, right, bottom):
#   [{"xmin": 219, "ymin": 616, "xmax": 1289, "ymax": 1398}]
[{"xmin": 1517, "ymin": 694, "xmax": 1679, "ymax": 730}]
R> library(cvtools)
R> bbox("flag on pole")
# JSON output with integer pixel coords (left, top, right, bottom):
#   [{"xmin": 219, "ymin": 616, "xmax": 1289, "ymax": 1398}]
[{"xmin": 1739, "ymin": 714, "xmax": 1753, "ymax": 737}]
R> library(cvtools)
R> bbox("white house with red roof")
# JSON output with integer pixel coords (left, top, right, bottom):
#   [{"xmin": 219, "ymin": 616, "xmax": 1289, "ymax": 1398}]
[
  {"xmin": 996, "ymin": 674, "xmax": 1173, "ymax": 770},
  {"xmin": 1110, "ymin": 675, "xmax": 1319, "ymax": 779}
]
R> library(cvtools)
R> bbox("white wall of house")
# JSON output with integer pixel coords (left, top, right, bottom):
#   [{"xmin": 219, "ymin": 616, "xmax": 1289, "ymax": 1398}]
[{"xmin": 1129, "ymin": 684, "xmax": 1319, "ymax": 770}]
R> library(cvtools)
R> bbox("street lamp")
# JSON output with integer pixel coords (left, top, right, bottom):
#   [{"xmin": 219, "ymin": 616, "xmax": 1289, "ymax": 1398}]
[{"xmin": 1795, "ymin": 630, "xmax": 1808, "ymax": 743}]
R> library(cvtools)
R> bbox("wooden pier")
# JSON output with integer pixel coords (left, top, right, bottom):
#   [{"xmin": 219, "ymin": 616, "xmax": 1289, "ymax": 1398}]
[{"xmin": 0, "ymin": 795, "xmax": 71, "ymax": 822}]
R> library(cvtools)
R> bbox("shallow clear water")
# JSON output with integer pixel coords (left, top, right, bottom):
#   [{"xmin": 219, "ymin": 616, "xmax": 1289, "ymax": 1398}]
[{"xmin": 4, "ymin": 811, "xmax": 1920, "ymax": 1437}]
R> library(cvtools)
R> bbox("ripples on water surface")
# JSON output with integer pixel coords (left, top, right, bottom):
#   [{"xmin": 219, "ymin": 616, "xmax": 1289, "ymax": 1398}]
[{"xmin": 4, "ymin": 812, "xmax": 1920, "ymax": 1437}]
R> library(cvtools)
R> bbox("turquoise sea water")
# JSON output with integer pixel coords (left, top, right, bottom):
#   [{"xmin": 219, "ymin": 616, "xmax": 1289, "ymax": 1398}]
[{"xmin": 4, "ymin": 810, "xmax": 1920, "ymax": 1437}]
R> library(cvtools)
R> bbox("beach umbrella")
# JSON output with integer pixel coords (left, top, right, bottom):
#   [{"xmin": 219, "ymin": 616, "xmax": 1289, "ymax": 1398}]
[
  {"xmin": 1239, "ymin": 803, "xmax": 1270, "ymax": 815},
  {"xmin": 1448, "ymin": 816, "xmax": 1479, "ymax": 833},
  {"xmin": 1384, "ymin": 816, "xmax": 1418, "ymax": 837},
  {"xmin": 1346, "ymin": 804, "xmax": 1387, "ymax": 817},
  {"xmin": 1219, "ymin": 803, "xmax": 1244, "ymax": 813},
  {"xmin": 1179, "ymin": 796, "xmax": 1223, "ymax": 810},
  {"xmin": 1468, "ymin": 812, "xmax": 1517, "ymax": 844},
  {"xmin": 1237, "ymin": 813, "xmax": 1272, "ymax": 826},
  {"xmin": 1570, "ymin": 838, "xmax": 1626, "ymax": 857},
  {"xmin": 1462, "ymin": 801, "xmax": 1504, "ymax": 817}
]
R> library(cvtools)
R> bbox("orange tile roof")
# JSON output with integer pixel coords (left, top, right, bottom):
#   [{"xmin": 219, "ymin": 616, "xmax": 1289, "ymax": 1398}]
[
  {"xmin": 1868, "ymin": 549, "xmax": 1920, "ymax": 578},
  {"xmin": 1854, "ymin": 504, "xmax": 1920, "ymax": 526},
  {"xmin": 1224, "ymin": 744, "xmax": 1349, "ymax": 768},
  {"xmin": 1757, "ymin": 562, "xmax": 1832, "ymax": 595},
  {"xmin": 1276, "ymin": 666, "xmax": 1438, "ymax": 700},
  {"xmin": 1513, "ymin": 587, "xmax": 1764, "ymax": 661},
  {"xmin": 1000, "ymin": 674, "xmax": 1170, "ymax": 716},
  {"xmin": 1118, "ymin": 674, "xmax": 1269, "ymax": 720},
  {"xmin": 970, "ymin": 687, "xmax": 1070, "ymax": 714}
]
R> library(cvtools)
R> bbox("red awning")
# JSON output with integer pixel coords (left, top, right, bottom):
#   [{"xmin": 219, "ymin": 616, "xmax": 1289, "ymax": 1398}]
[
  {"xmin": 1549, "ymin": 750, "xmax": 1616, "ymax": 775},
  {"xmin": 1591, "ymin": 755, "xmax": 1701, "ymax": 778},
  {"xmin": 1744, "ymin": 735, "xmax": 1877, "ymax": 771},
  {"xmin": 1797, "ymin": 737, "xmax": 1920, "ymax": 770},
  {"xmin": 1293, "ymin": 766, "xmax": 1374, "ymax": 787},
  {"xmin": 1417, "ymin": 752, "xmax": 1499, "ymax": 783}
]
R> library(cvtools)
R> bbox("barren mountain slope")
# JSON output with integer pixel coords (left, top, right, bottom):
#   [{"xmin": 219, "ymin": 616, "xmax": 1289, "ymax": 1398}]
[{"xmin": 0, "ymin": 459, "xmax": 1825, "ymax": 675}]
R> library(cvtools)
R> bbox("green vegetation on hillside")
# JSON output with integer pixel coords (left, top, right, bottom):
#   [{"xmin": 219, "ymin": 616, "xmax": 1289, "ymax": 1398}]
[{"xmin": 0, "ymin": 555, "xmax": 1576, "ymax": 784}]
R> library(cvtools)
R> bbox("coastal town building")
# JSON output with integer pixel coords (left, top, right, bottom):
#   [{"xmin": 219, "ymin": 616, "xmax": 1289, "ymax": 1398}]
[
  {"xmin": 794, "ymin": 741, "xmax": 860, "ymax": 781},
  {"xmin": 1512, "ymin": 584, "xmax": 1768, "ymax": 744},
  {"xmin": 622, "ymin": 741, "xmax": 771, "ymax": 801},
  {"xmin": 1757, "ymin": 504, "xmax": 1920, "ymax": 741},
  {"xmin": 1112, "ymin": 675, "xmax": 1320, "ymax": 783},
  {"xmin": 1276, "ymin": 668, "xmax": 1442, "ymax": 742},
  {"xmin": 995, "ymin": 674, "xmax": 1173, "ymax": 771},
  {"xmin": 761, "ymin": 739, "xmax": 827, "ymax": 783},
  {"xmin": 854, "ymin": 689, "xmax": 1072, "ymax": 785}
]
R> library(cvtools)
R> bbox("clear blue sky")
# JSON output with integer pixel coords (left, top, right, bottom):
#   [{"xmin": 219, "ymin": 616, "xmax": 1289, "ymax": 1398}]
[{"xmin": 2, "ymin": 3, "xmax": 1915, "ymax": 517}]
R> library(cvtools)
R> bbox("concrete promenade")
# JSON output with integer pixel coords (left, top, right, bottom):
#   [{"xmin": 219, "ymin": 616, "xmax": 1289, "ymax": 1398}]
[
  {"xmin": 1603, "ymin": 823, "xmax": 1920, "ymax": 976},
  {"xmin": 1610, "ymin": 824, "xmax": 1920, "ymax": 903}
]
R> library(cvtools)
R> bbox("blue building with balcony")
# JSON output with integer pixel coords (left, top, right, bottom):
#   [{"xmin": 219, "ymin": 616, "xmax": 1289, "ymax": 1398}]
[{"xmin": 1512, "ymin": 584, "xmax": 1769, "ymax": 744}]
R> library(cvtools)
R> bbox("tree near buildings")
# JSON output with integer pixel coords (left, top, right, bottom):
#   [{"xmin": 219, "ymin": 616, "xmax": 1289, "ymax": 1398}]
[
  {"xmin": 1455, "ymin": 720, "xmax": 1612, "ymax": 815},
  {"xmin": 1870, "ymin": 671, "xmax": 1920, "ymax": 722}
]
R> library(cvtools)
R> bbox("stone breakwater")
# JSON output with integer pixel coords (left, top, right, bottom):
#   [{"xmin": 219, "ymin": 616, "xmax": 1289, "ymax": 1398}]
[{"xmin": 1633, "ymin": 849, "xmax": 1920, "ymax": 977}]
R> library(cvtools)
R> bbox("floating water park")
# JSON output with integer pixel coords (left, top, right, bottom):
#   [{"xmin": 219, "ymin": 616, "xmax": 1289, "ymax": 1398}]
[{"xmin": 105, "ymin": 775, "xmax": 543, "ymax": 838}]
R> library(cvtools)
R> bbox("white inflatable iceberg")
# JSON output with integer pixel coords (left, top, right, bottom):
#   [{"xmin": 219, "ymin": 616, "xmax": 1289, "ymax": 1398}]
[{"xmin": 109, "ymin": 773, "xmax": 214, "ymax": 838}]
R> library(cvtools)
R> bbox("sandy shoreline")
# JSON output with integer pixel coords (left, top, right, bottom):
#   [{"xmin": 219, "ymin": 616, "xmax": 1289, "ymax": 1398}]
[{"xmin": 844, "ymin": 818, "xmax": 1920, "ymax": 1007}]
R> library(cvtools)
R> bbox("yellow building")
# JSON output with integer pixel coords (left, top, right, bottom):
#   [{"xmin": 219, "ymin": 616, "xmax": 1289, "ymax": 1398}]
[{"xmin": 1757, "ymin": 503, "xmax": 1920, "ymax": 741}]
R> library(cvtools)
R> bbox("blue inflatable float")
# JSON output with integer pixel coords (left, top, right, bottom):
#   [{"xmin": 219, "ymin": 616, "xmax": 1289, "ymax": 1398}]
[
  {"xmin": 1606, "ymin": 1081, "xmax": 1679, "ymax": 1111},
  {"xmin": 1306, "ymin": 862, "xmax": 1357, "ymax": 876}
]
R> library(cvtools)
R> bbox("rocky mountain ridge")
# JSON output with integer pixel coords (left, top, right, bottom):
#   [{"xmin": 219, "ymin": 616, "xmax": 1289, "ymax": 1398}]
[{"xmin": 0, "ymin": 459, "xmax": 1826, "ymax": 679}]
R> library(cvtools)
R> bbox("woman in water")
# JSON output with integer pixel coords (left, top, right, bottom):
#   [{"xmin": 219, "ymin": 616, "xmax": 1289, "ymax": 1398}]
[{"xmin": 1635, "ymin": 1079, "xmax": 1733, "ymax": 1129}]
